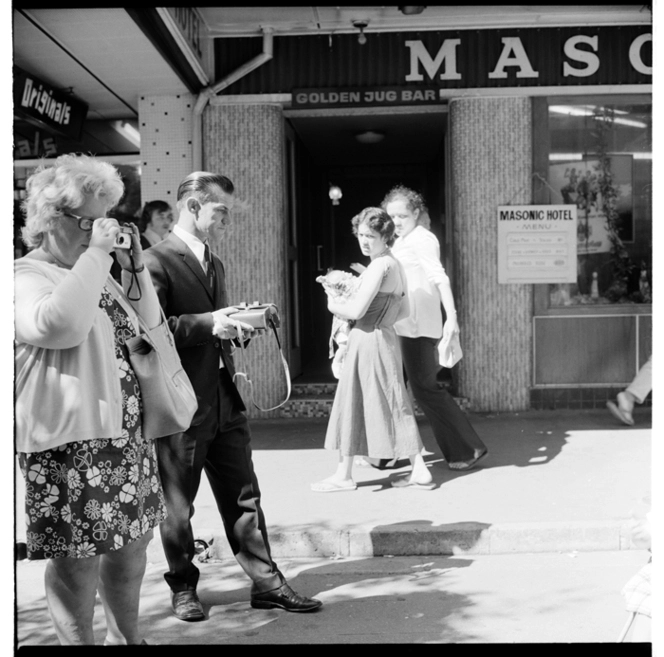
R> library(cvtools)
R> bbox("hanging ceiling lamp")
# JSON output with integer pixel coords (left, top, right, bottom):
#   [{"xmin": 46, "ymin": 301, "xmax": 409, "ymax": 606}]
[
  {"xmin": 355, "ymin": 130, "xmax": 385, "ymax": 144},
  {"xmin": 352, "ymin": 20, "xmax": 369, "ymax": 45},
  {"xmin": 329, "ymin": 184, "xmax": 343, "ymax": 205}
]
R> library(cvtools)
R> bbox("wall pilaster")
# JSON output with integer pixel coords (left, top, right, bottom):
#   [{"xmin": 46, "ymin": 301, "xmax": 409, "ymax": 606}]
[{"xmin": 450, "ymin": 97, "xmax": 533, "ymax": 411}]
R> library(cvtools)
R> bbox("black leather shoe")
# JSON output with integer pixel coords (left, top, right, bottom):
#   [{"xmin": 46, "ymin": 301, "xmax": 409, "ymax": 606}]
[
  {"xmin": 251, "ymin": 583, "xmax": 322, "ymax": 613},
  {"xmin": 171, "ymin": 589, "xmax": 206, "ymax": 621}
]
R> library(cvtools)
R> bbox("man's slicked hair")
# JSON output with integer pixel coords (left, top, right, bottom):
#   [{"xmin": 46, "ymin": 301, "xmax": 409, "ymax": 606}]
[{"xmin": 176, "ymin": 172, "xmax": 234, "ymax": 208}]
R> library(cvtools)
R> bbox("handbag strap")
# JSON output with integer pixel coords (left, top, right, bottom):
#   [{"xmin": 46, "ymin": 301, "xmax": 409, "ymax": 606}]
[
  {"xmin": 232, "ymin": 317, "xmax": 291, "ymax": 412},
  {"xmin": 104, "ymin": 277, "xmax": 170, "ymax": 342},
  {"xmin": 104, "ymin": 277, "xmax": 140, "ymax": 332},
  {"xmin": 107, "ymin": 278, "xmax": 290, "ymax": 412}
]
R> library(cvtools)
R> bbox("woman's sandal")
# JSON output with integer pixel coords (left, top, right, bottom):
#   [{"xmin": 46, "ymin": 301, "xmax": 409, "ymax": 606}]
[
  {"xmin": 448, "ymin": 448, "xmax": 488, "ymax": 471},
  {"xmin": 311, "ymin": 480, "xmax": 357, "ymax": 493},
  {"xmin": 391, "ymin": 478, "xmax": 435, "ymax": 490}
]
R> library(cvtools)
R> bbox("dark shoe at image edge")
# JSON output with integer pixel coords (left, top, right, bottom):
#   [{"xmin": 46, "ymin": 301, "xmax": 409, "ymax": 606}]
[
  {"xmin": 171, "ymin": 589, "xmax": 206, "ymax": 621},
  {"xmin": 250, "ymin": 583, "xmax": 323, "ymax": 613}
]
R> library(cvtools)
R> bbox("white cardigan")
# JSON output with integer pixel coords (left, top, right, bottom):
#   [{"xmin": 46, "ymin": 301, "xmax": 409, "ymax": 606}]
[
  {"xmin": 392, "ymin": 225, "xmax": 451, "ymax": 340},
  {"xmin": 14, "ymin": 248, "xmax": 134, "ymax": 453}
]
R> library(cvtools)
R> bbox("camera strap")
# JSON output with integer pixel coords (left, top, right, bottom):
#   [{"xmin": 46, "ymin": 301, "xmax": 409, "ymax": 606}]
[
  {"xmin": 125, "ymin": 254, "xmax": 142, "ymax": 301},
  {"xmin": 232, "ymin": 317, "xmax": 292, "ymax": 412}
]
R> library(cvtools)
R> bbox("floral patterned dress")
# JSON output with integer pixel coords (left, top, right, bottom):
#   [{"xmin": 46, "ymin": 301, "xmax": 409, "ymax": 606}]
[{"xmin": 18, "ymin": 288, "xmax": 167, "ymax": 560}]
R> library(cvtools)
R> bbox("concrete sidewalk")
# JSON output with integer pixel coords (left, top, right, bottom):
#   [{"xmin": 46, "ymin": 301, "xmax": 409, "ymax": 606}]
[
  {"xmin": 13, "ymin": 408, "xmax": 654, "ymax": 647},
  {"xmin": 16, "ymin": 551, "xmax": 652, "ymax": 645},
  {"xmin": 160, "ymin": 408, "xmax": 652, "ymax": 561},
  {"xmin": 14, "ymin": 408, "xmax": 651, "ymax": 561}
]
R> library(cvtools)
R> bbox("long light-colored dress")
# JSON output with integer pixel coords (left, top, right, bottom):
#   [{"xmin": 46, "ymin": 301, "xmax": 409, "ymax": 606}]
[{"xmin": 324, "ymin": 255, "xmax": 423, "ymax": 459}]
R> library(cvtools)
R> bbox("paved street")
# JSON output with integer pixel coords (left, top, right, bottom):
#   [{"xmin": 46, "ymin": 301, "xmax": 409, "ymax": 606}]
[
  {"xmin": 16, "ymin": 550, "xmax": 651, "ymax": 646},
  {"xmin": 13, "ymin": 408, "xmax": 654, "ymax": 649}
]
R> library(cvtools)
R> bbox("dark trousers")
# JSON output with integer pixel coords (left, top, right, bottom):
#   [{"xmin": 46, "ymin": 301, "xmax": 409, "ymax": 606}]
[
  {"xmin": 399, "ymin": 335, "xmax": 487, "ymax": 463},
  {"xmin": 155, "ymin": 370, "xmax": 283, "ymax": 594}
]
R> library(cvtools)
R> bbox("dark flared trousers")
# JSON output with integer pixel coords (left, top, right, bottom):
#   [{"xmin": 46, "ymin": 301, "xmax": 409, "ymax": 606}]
[
  {"xmin": 155, "ymin": 371, "xmax": 283, "ymax": 595},
  {"xmin": 399, "ymin": 335, "xmax": 487, "ymax": 463}
]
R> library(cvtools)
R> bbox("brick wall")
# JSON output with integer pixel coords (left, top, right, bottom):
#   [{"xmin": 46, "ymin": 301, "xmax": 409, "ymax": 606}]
[{"xmin": 450, "ymin": 97, "xmax": 533, "ymax": 411}]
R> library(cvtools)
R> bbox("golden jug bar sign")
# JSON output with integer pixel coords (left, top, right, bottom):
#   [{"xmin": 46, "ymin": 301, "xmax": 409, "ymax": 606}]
[
  {"xmin": 497, "ymin": 205, "xmax": 578, "ymax": 284},
  {"xmin": 293, "ymin": 86, "xmax": 440, "ymax": 109}
]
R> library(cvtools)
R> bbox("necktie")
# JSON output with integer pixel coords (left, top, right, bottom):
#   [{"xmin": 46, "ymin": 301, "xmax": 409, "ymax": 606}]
[{"xmin": 204, "ymin": 243, "xmax": 215, "ymax": 289}]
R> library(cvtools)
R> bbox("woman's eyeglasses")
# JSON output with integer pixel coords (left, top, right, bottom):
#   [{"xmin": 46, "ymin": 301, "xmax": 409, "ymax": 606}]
[{"xmin": 62, "ymin": 212, "xmax": 95, "ymax": 231}]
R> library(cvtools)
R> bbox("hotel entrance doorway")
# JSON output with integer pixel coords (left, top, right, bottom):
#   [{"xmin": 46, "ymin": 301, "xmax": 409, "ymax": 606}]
[{"xmin": 285, "ymin": 107, "xmax": 449, "ymax": 381}]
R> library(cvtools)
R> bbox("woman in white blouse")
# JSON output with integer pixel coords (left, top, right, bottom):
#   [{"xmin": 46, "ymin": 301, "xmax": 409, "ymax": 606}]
[{"xmin": 381, "ymin": 185, "xmax": 488, "ymax": 471}]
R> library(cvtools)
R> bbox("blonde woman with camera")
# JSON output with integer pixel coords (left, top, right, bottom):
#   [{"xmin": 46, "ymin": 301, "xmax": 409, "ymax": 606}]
[{"xmin": 15, "ymin": 153, "xmax": 165, "ymax": 645}]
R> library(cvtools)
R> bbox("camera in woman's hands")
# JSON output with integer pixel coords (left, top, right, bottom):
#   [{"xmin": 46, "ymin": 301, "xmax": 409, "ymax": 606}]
[{"xmin": 114, "ymin": 226, "xmax": 133, "ymax": 249}]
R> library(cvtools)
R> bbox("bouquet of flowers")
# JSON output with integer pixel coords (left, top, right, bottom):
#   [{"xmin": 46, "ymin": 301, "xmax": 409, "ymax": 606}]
[
  {"xmin": 316, "ymin": 269, "xmax": 360, "ymax": 299},
  {"xmin": 316, "ymin": 269, "xmax": 361, "ymax": 378}
]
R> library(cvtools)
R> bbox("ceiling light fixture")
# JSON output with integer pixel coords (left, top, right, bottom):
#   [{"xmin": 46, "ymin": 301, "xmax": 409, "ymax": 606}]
[
  {"xmin": 352, "ymin": 20, "xmax": 368, "ymax": 45},
  {"xmin": 111, "ymin": 120, "xmax": 141, "ymax": 148},
  {"xmin": 355, "ymin": 130, "xmax": 385, "ymax": 144},
  {"xmin": 549, "ymin": 106, "xmax": 647, "ymax": 128},
  {"xmin": 399, "ymin": 6, "xmax": 426, "ymax": 15}
]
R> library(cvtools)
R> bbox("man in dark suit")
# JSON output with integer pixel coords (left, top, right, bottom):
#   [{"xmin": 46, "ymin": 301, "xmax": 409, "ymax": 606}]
[{"xmin": 143, "ymin": 171, "xmax": 322, "ymax": 620}]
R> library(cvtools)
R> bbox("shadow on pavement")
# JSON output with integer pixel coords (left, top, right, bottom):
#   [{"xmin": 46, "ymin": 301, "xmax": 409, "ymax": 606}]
[
  {"xmin": 16, "ymin": 556, "xmax": 480, "ymax": 645},
  {"xmin": 248, "ymin": 412, "xmax": 575, "ymax": 471}
]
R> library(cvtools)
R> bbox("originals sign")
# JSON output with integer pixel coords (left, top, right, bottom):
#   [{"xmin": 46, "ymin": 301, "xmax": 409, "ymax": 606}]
[{"xmin": 14, "ymin": 67, "xmax": 88, "ymax": 141}]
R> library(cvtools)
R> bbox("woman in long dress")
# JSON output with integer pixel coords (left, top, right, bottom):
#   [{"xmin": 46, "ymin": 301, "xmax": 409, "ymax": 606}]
[{"xmin": 311, "ymin": 207, "xmax": 433, "ymax": 492}]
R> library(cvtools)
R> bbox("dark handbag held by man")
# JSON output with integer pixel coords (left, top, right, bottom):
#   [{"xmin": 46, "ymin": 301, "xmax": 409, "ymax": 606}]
[
  {"xmin": 107, "ymin": 280, "xmax": 198, "ymax": 439},
  {"xmin": 228, "ymin": 302, "xmax": 280, "ymax": 330},
  {"xmin": 229, "ymin": 303, "xmax": 291, "ymax": 412}
]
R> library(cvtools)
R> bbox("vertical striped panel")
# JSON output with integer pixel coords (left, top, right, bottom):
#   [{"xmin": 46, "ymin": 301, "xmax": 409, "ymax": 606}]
[
  {"xmin": 204, "ymin": 104, "xmax": 289, "ymax": 418},
  {"xmin": 450, "ymin": 97, "xmax": 532, "ymax": 411}
]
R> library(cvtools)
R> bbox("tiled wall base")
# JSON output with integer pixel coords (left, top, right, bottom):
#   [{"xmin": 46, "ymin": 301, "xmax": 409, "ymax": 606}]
[
  {"xmin": 280, "ymin": 399, "xmax": 335, "ymax": 418},
  {"xmin": 280, "ymin": 385, "xmax": 652, "ymax": 415},
  {"xmin": 280, "ymin": 383, "xmax": 471, "ymax": 418},
  {"xmin": 530, "ymin": 388, "xmax": 653, "ymax": 410}
]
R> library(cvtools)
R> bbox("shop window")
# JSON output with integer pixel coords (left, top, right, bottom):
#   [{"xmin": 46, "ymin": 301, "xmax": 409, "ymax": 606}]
[
  {"xmin": 108, "ymin": 163, "xmax": 142, "ymax": 224},
  {"xmin": 545, "ymin": 96, "xmax": 651, "ymax": 307}
]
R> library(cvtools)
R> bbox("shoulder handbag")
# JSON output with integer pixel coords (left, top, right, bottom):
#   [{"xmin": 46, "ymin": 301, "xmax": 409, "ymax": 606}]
[
  {"xmin": 106, "ymin": 280, "xmax": 198, "ymax": 439},
  {"xmin": 438, "ymin": 331, "xmax": 463, "ymax": 368}
]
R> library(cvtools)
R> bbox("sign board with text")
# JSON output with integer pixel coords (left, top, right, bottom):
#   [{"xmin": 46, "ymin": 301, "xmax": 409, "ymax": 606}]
[
  {"xmin": 498, "ymin": 205, "xmax": 577, "ymax": 284},
  {"xmin": 215, "ymin": 26, "xmax": 651, "ymax": 95},
  {"xmin": 293, "ymin": 86, "xmax": 441, "ymax": 109},
  {"xmin": 14, "ymin": 66, "xmax": 88, "ymax": 141}
]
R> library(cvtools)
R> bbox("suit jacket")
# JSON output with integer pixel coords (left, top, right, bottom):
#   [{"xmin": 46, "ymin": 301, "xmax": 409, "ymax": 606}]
[{"xmin": 143, "ymin": 232, "xmax": 246, "ymax": 425}]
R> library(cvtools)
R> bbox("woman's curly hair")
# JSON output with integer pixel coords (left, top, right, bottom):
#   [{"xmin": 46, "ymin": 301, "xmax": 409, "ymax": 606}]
[
  {"xmin": 381, "ymin": 185, "xmax": 428, "ymax": 215},
  {"xmin": 21, "ymin": 153, "xmax": 124, "ymax": 249},
  {"xmin": 351, "ymin": 207, "xmax": 396, "ymax": 247}
]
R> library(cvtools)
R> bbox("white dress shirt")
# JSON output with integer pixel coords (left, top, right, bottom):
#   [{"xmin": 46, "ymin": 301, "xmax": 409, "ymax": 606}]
[
  {"xmin": 392, "ymin": 225, "xmax": 451, "ymax": 339},
  {"xmin": 173, "ymin": 224, "xmax": 207, "ymax": 272}
]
